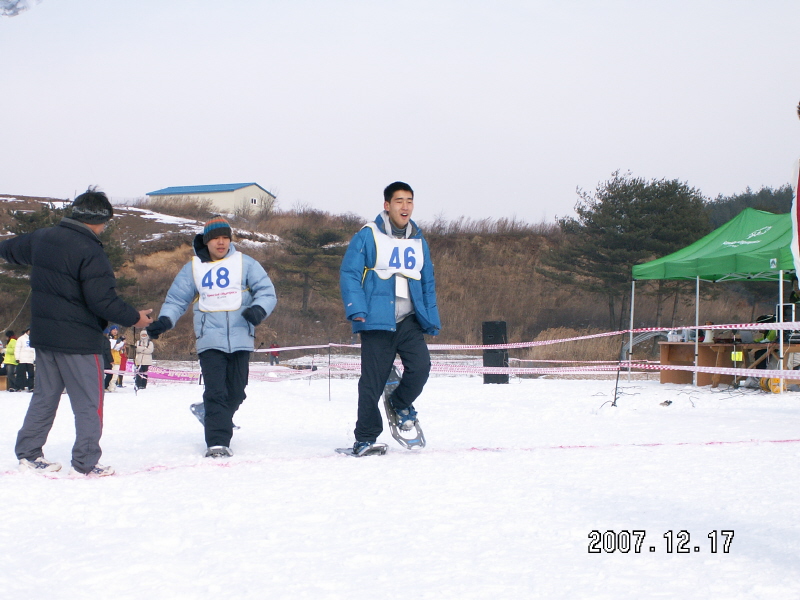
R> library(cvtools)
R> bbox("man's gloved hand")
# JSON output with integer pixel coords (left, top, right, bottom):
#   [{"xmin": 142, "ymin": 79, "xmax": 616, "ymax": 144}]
[
  {"xmin": 242, "ymin": 305, "xmax": 267, "ymax": 326},
  {"xmin": 146, "ymin": 316, "xmax": 173, "ymax": 339}
]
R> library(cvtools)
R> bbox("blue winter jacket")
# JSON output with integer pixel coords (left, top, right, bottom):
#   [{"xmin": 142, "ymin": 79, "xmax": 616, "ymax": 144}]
[
  {"xmin": 158, "ymin": 235, "xmax": 277, "ymax": 354},
  {"xmin": 340, "ymin": 214, "xmax": 440, "ymax": 335}
]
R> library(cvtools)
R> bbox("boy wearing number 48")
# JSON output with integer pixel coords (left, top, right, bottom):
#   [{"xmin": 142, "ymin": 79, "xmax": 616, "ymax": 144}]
[
  {"xmin": 340, "ymin": 182, "xmax": 441, "ymax": 456},
  {"xmin": 147, "ymin": 217, "xmax": 277, "ymax": 458}
]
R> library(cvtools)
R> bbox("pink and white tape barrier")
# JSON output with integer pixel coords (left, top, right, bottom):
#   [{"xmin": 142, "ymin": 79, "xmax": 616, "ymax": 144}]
[
  {"xmin": 255, "ymin": 320, "xmax": 800, "ymax": 354},
  {"xmin": 108, "ymin": 319, "xmax": 800, "ymax": 383}
]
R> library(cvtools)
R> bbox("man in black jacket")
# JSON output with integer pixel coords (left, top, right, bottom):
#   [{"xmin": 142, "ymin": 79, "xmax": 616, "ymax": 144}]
[{"xmin": 0, "ymin": 187, "xmax": 153, "ymax": 477}]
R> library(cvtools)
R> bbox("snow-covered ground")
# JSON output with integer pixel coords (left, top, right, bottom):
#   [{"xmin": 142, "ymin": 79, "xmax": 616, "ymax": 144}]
[
  {"xmin": 120, "ymin": 206, "xmax": 201, "ymax": 226},
  {"xmin": 2, "ymin": 374, "xmax": 799, "ymax": 599}
]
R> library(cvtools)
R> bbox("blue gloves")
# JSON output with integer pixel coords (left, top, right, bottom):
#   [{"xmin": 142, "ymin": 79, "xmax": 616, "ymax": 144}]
[
  {"xmin": 146, "ymin": 316, "xmax": 173, "ymax": 339},
  {"xmin": 146, "ymin": 307, "xmax": 265, "ymax": 339}
]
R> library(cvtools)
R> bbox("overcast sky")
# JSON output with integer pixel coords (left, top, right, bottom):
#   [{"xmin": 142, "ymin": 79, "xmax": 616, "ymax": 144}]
[{"xmin": 2, "ymin": 0, "xmax": 799, "ymax": 224}]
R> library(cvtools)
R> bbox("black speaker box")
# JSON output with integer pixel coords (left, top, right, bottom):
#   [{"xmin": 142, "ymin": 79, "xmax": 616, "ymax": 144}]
[{"xmin": 482, "ymin": 321, "xmax": 509, "ymax": 384}]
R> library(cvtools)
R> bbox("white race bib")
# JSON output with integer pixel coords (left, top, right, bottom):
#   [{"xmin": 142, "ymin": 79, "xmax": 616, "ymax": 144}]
[
  {"xmin": 192, "ymin": 252, "xmax": 243, "ymax": 312},
  {"xmin": 365, "ymin": 222, "xmax": 424, "ymax": 281}
]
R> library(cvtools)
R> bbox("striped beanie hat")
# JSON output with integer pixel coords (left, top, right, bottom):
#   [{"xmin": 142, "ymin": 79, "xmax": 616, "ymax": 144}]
[{"xmin": 203, "ymin": 216, "xmax": 232, "ymax": 244}]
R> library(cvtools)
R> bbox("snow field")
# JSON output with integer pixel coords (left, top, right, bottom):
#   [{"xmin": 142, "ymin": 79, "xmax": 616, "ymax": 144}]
[{"xmin": 1, "ymin": 376, "xmax": 800, "ymax": 599}]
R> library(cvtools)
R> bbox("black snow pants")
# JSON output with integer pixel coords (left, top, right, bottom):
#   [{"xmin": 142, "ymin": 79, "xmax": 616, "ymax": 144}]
[
  {"xmin": 354, "ymin": 315, "xmax": 431, "ymax": 443},
  {"xmin": 199, "ymin": 349, "xmax": 250, "ymax": 447}
]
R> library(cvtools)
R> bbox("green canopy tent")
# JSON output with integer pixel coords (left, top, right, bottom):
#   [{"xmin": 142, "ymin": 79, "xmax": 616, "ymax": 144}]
[
  {"xmin": 629, "ymin": 208, "xmax": 796, "ymax": 384},
  {"xmin": 632, "ymin": 208, "xmax": 794, "ymax": 282}
]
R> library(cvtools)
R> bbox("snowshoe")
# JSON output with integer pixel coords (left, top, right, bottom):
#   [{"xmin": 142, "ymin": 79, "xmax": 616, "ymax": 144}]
[
  {"xmin": 335, "ymin": 441, "xmax": 388, "ymax": 457},
  {"xmin": 205, "ymin": 446, "xmax": 233, "ymax": 458},
  {"xmin": 382, "ymin": 365, "xmax": 426, "ymax": 449}
]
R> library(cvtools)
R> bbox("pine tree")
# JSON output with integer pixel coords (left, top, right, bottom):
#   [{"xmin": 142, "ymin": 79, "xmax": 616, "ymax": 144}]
[
  {"xmin": 274, "ymin": 228, "xmax": 346, "ymax": 312},
  {"xmin": 705, "ymin": 185, "xmax": 793, "ymax": 228},
  {"xmin": 540, "ymin": 171, "xmax": 710, "ymax": 329},
  {"xmin": 9, "ymin": 202, "xmax": 66, "ymax": 234}
]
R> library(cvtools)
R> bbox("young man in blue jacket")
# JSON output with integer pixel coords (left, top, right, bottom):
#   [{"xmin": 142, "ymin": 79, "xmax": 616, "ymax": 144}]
[
  {"xmin": 147, "ymin": 217, "xmax": 277, "ymax": 458},
  {"xmin": 339, "ymin": 182, "xmax": 441, "ymax": 455}
]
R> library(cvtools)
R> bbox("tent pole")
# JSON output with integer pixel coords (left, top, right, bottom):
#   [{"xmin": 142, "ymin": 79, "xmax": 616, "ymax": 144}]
[
  {"xmin": 694, "ymin": 276, "xmax": 699, "ymax": 387},
  {"xmin": 780, "ymin": 270, "xmax": 785, "ymax": 394},
  {"xmin": 628, "ymin": 280, "xmax": 635, "ymax": 382}
]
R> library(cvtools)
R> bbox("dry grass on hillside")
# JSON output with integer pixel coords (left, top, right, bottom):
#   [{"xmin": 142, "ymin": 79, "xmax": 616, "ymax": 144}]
[
  {"xmin": 133, "ymin": 244, "xmax": 193, "ymax": 267},
  {"xmin": 523, "ymin": 327, "xmax": 621, "ymax": 362},
  {"xmin": 244, "ymin": 209, "xmax": 363, "ymax": 239},
  {"xmin": 429, "ymin": 231, "xmax": 611, "ymax": 344},
  {"xmin": 133, "ymin": 196, "xmax": 215, "ymax": 220}
]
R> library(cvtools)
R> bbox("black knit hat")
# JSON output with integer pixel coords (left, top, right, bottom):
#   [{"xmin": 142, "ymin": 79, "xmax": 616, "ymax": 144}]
[{"xmin": 71, "ymin": 187, "xmax": 113, "ymax": 224}]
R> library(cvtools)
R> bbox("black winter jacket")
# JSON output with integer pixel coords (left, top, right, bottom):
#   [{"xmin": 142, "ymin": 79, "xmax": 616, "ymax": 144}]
[{"xmin": 0, "ymin": 218, "xmax": 140, "ymax": 355}]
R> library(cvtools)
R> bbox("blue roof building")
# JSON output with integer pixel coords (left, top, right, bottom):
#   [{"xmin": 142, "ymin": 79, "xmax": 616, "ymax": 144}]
[{"xmin": 146, "ymin": 183, "xmax": 275, "ymax": 213}]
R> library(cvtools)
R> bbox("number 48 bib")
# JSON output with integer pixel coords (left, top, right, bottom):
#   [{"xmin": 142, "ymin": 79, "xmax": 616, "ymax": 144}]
[{"xmin": 192, "ymin": 252, "xmax": 243, "ymax": 312}]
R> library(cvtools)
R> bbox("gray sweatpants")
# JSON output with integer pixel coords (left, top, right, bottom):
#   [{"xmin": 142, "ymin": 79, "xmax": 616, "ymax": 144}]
[{"xmin": 15, "ymin": 349, "xmax": 105, "ymax": 474}]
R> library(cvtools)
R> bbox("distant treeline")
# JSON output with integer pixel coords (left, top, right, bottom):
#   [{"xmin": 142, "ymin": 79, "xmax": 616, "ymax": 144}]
[{"xmin": 705, "ymin": 184, "xmax": 794, "ymax": 228}]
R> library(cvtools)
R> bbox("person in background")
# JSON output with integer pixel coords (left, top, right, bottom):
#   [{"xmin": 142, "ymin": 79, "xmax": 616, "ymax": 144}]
[
  {"xmin": 753, "ymin": 327, "xmax": 777, "ymax": 344},
  {"xmin": 0, "ymin": 186, "xmax": 153, "ymax": 476},
  {"xmin": 269, "ymin": 342, "xmax": 280, "ymax": 365},
  {"xmin": 102, "ymin": 334, "xmax": 114, "ymax": 392},
  {"xmin": 3, "ymin": 331, "xmax": 19, "ymax": 392},
  {"xmin": 14, "ymin": 327, "xmax": 35, "ymax": 391},
  {"xmin": 752, "ymin": 316, "xmax": 778, "ymax": 371},
  {"xmin": 117, "ymin": 335, "xmax": 128, "ymax": 388},
  {"xmin": 789, "ymin": 273, "xmax": 799, "ymax": 305},
  {"xmin": 134, "ymin": 330, "xmax": 154, "ymax": 389},
  {"xmin": 105, "ymin": 325, "xmax": 123, "ymax": 392},
  {"xmin": 147, "ymin": 216, "xmax": 277, "ymax": 458}
]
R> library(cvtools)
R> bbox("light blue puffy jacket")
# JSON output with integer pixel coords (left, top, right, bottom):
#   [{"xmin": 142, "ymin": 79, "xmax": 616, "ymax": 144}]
[{"xmin": 158, "ymin": 235, "xmax": 277, "ymax": 354}]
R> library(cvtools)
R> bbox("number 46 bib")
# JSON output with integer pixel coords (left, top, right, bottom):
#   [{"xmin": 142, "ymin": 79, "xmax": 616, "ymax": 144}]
[
  {"xmin": 192, "ymin": 252, "xmax": 243, "ymax": 312},
  {"xmin": 365, "ymin": 222, "xmax": 424, "ymax": 280}
]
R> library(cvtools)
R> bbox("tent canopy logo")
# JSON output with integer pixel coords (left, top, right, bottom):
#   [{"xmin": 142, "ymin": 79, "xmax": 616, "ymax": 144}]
[{"xmin": 722, "ymin": 226, "xmax": 773, "ymax": 248}]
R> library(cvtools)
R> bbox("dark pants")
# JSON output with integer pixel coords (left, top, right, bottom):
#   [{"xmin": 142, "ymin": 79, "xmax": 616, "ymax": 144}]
[
  {"xmin": 754, "ymin": 349, "xmax": 768, "ymax": 369},
  {"xmin": 199, "ymin": 349, "xmax": 250, "ymax": 447},
  {"xmin": 135, "ymin": 365, "xmax": 149, "ymax": 388},
  {"xmin": 15, "ymin": 350, "xmax": 105, "ymax": 473},
  {"xmin": 4, "ymin": 364, "xmax": 18, "ymax": 389},
  {"xmin": 355, "ymin": 315, "xmax": 431, "ymax": 443},
  {"xmin": 17, "ymin": 363, "xmax": 35, "ymax": 390}
]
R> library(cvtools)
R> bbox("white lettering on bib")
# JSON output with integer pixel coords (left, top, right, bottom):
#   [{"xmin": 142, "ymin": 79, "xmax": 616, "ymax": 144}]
[
  {"xmin": 365, "ymin": 222, "xmax": 424, "ymax": 281},
  {"xmin": 192, "ymin": 251, "xmax": 243, "ymax": 312}
]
